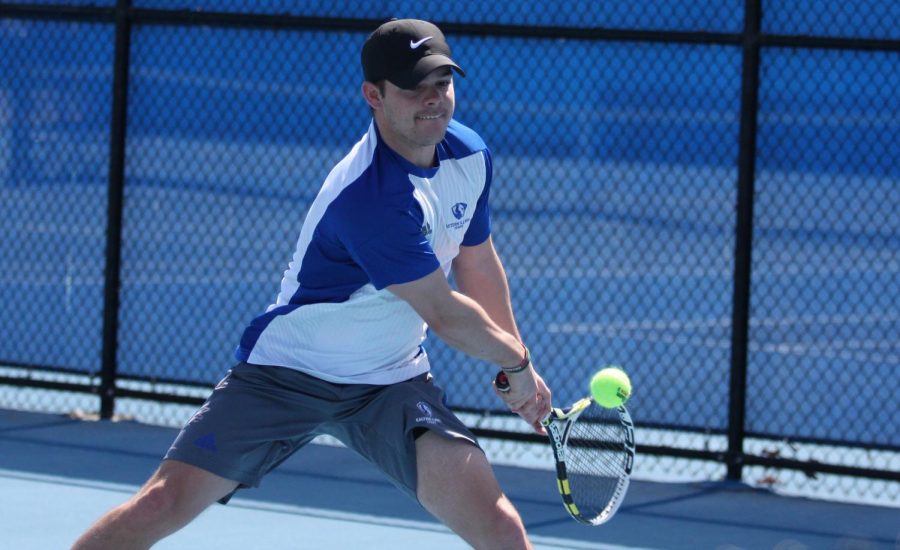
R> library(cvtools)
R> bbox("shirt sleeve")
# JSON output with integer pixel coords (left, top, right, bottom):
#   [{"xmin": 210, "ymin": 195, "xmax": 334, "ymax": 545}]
[
  {"xmin": 461, "ymin": 149, "xmax": 493, "ymax": 246},
  {"xmin": 340, "ymin": 202, "xmax": 440, "ymax": 290}
]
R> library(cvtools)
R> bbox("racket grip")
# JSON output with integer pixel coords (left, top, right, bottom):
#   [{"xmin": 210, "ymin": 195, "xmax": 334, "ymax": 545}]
[{"xmin": 495, "ymin": 371, "xmax": 510, "ymax": 392}]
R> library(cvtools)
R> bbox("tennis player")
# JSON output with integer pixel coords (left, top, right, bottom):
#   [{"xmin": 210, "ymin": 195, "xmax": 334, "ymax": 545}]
[{"xmin": 73, "ymin": 18, "xmax": 551, "ymax": 549}]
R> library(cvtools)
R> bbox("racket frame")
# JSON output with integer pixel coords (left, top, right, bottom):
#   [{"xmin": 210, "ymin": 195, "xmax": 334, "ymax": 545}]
[
  {"xmin": 493, "ymin": 370, "xmax": 636, "ymax": 525},
  {"xmin": 543, "ymin": 399, "xmax": 635, "ymax": 525}
]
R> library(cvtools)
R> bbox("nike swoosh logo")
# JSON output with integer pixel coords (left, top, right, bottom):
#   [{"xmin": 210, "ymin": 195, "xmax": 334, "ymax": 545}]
[{"xmin": 410, "ymin": 36, "xmax": 433, "ymax": 49}]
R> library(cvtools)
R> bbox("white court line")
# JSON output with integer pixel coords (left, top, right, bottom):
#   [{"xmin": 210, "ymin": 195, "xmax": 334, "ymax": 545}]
[
  {"xmin": 549, "ymin": 331, "xmax": 899, "ymax": 364},
  {"xmin": 0, "ymin": 468, "xmax": 659, "ymax": 550},
  {"xmin": 550, "ymin": 312, "xmax": 900, "ymax": 333},
  {"xmin": 2, "ymin": 259, "xmax": 895, "ymax": 285},
  {"xmin": 548, "ymin": 315, "xmax": 899, "ymax": 364},
  {"xmin": 506, "ymin": 261, "xmax": 900, "ymax": 280}
]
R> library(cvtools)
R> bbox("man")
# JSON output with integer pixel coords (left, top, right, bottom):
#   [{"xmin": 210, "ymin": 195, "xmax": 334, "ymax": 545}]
[{"xmin": 73, "ymin": 18, "xmax": 551, "ymax": 549}]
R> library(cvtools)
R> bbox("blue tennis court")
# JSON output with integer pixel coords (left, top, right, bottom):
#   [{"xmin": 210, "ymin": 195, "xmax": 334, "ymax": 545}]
[{"xmin": 2, "ymin": 408, "xmax": 897, "ymax": 549}]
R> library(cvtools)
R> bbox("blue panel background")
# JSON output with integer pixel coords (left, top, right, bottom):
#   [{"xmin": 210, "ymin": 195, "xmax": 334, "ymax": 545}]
[
  {"xmin": 110, "ymin": 24, "xmax": 744, "ymax": 430},
  {"xmin": 133, "ymin": 0, "xmax": 744, "ymax": 32},
  {"xmin": 0, "ymin": 20, "xmax": 113, "ymax": 371},
  {"xmin": 116, "ymin": 26, "xmax": 369, "ymax": 381},
  {"xmin": 1, "ymin": 0, "xmax": 114, "ymax": 4},
  {"xmin": 764, "ymin": 0, "xmax": 900, "ymax": 39},
  {"xmin": 0, "ymin": 8, "xmax": 896, "ymax": 445},
  {"xmin": 749, "ymin": 48, "xmax": 899, "ymax": 446}
]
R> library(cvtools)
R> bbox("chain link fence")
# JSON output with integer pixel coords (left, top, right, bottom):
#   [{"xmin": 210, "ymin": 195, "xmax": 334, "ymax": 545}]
[{"xmin": 1, "ymin": 1, "xmax": 897, "ymax": 505}]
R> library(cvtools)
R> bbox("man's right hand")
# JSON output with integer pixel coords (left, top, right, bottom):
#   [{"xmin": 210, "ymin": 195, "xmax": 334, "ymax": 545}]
[{"xmin": 494, "ymin": 368, "xmax": 552, "ymax": 434}]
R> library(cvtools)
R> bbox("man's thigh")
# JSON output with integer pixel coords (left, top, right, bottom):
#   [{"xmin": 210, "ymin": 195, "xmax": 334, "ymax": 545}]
[
  {"xmin": 414, "ymin": 431, "xmax": 530, "ymax": 548},
  {"xmin": 414, "ymin": 431, "xmax": 504, "ymax": 509},
  {"xmin": 143, "ymin": 459, "xmax": 241, "ymax": 516},
  {"xmin": 164, "ymin": 363, "xmax": 328, "ymax": 498},
  {"xmin": 331, "ymin": 373, "xmax": 481, "ymax": 501}
]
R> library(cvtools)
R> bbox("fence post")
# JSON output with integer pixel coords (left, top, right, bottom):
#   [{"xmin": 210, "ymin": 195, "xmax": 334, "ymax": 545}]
[
  {"xmin": 99, "ymin": 0, "xmax": 133, "ymax": 419},
  {"xmin": 726, "ymin": 0, "xmax": 762, "ymax": 480}
]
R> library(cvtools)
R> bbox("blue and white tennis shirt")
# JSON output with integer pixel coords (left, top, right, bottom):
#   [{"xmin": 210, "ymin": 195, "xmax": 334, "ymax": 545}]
[{"xmin": 235, "ymin": 119, "xmax": 493, "ymax": 384}]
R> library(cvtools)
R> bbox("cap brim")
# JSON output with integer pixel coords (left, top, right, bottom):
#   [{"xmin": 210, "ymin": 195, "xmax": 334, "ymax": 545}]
[{"xmin": 391, "ymin": 54, "xmax": 466, "ymax": 90}]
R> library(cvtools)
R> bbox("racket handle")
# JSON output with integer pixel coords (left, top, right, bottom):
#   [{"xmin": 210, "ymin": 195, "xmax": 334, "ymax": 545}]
[{"xmin": 495, "ymin": 371, "xmax": 510, "ymax": 392}]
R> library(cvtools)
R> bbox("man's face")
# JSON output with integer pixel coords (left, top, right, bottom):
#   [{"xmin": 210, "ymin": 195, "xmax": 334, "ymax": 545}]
[{"xmin": 368, "ymin": 68, "xmax": 456, "ymax": 165}]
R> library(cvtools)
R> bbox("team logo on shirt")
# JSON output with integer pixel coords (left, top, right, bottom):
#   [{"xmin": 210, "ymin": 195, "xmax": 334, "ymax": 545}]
[
  {"xmin": 421, "ymin": 222, "xmax": 433, "ymax": 237},
  {"xmin": 416, "ymin": 401, "xmax": 441, "ymax": 425},
  {"xmin": 446, "ymin": 202, "xmax": 471, "ymax": 231}
]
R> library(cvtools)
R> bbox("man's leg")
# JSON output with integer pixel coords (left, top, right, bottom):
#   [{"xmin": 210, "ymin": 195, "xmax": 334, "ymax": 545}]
[
  {"xmin": 71, "ymin": 459, "xmax": 238, "ymax": 550},
  {"xmin": 415, "ymin": 431, "xmax": 532, "ymax": 550}
]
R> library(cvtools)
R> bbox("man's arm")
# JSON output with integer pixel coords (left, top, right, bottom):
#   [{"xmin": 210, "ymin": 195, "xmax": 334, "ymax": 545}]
[
  {"xmin": 452, "ymin": 236, "xmax": 521, "ymax": 341},
  {"xmin": 452, "ymin": 237, "xmax": 552, "ymax": 420},
  {"xmin": 387, "ymin": 264, "xmax": 549, "ymax": 431}
]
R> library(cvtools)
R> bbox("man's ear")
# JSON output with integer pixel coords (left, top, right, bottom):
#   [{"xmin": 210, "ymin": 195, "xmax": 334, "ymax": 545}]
[{"xmin": 362, "ymin": 82, "xmax": 383, "ymax": 110}]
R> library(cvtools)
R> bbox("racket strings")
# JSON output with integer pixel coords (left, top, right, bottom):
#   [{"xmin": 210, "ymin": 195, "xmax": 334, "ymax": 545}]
[{"xmin": 565, "ymin": 409, "xmax": 631, "ymax": 518}]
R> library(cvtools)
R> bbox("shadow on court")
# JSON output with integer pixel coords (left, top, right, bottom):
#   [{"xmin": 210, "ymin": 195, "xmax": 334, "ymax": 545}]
[{"xmin": 0, "ymin": 408, "xmax": 896, "ymax": 550}]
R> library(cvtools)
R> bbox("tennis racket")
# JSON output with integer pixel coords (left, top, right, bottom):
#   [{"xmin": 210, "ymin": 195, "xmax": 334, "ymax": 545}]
[{"xmin": 495, "ymin": 371, "xmax": 635, "ymax": 526}]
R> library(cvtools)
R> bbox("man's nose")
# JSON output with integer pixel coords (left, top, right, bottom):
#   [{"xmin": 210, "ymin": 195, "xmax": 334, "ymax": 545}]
[{"xmin": 422, "ymin": 86, "xmax": 441, "ymax": 104}]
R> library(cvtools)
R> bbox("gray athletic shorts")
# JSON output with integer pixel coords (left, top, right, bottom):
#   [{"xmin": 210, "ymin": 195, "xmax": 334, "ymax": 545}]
[{"xmin": 164, "ymin": 362, "xmax": 481, "ymax": 503}]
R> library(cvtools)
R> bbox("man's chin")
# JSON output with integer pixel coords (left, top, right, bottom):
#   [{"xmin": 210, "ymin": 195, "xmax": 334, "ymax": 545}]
[
  {"xmin": 415, "ymin": 122, "xmax": 450, "ymax": 144},
  {"xmin": 416, "ymin": 118, "xmax": 447, "ymax": 128}
]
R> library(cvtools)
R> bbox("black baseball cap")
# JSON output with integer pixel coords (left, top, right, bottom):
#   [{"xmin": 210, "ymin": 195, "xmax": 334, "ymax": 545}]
[{"xmin": 362, "ymin": 19, "xmax": 466, "ymax": 90}]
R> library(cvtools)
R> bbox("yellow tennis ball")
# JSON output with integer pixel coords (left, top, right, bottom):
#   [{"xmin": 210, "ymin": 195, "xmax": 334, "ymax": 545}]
[{"xmin": 590, "ymin": 367, "xmax": 632, "ymax": 408}]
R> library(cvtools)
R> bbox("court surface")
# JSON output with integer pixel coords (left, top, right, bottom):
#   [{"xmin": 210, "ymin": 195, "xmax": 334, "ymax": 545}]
[{"xmin": 1, "ymin": 408, "xmax": 896, "ymax": 549}]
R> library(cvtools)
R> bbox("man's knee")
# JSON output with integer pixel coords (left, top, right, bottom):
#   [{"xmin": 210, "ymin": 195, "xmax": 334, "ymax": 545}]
[
  {"xmin": 128, "ymin": 462, "xmax": 235, "ymax": 528},
  {"xmin": 130, "ymin": 479, "xmax": 180, "ymax": 524},
  {"xmin": 484, "ymin": 495, "xmax": 530, "ymax": 546},
  {"xmin": 415, "ymin": 433, "xmax": 531, "ymax": 548},
  {"xmin": 72, "ymin": 465, "xmax": 236, "ymax": 550}
]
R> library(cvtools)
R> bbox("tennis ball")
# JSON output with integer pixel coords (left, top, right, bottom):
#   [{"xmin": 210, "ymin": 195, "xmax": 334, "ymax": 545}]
[{"xmin": 590, "ymin": 367, "xmax": 632, "ymax": 408}]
